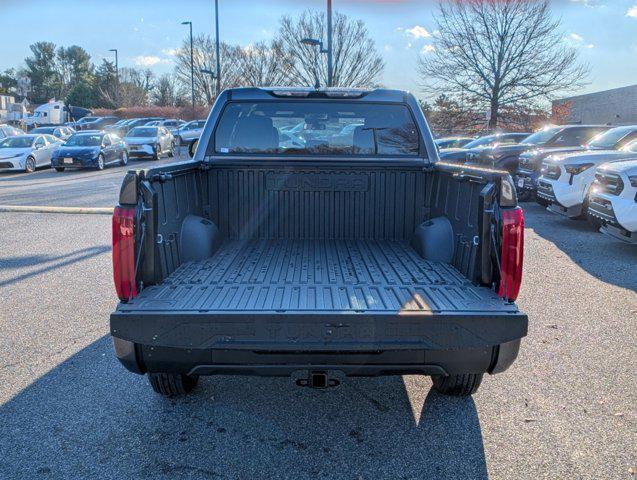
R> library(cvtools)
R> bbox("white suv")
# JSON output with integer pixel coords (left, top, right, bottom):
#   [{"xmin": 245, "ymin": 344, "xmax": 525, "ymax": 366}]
[
  {"xmin": 588, "ymin": 159, "xmax": 637, "ymax": 243},
  {"xmin": 537, "ymin": 126, "xmax": 637, "ymax": 218}
]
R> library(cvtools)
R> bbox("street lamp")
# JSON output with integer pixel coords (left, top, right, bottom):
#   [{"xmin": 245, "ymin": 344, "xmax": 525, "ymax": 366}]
[
  {"xmin": 200, "ymin": 68, "xmax": 217, "ymax": 101},
  {"xmin": 299, "ymin": 0, "xmax": 333, "ymax": 87},
  {"xmin": 181, "ymin": 21, "xmax": 195, "ymax": 111},
  {"xmin": 108, "ymin": 48, "xmax": 119, "ymax": 106}
]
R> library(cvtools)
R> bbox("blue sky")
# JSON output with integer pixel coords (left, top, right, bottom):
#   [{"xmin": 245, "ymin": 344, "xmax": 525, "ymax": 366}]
[{"xmin": 2, "ymin": 0, "xmax": 637, "ymax": 100}]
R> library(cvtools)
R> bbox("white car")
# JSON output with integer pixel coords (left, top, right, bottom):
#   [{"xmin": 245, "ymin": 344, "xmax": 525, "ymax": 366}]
[
  {"xmin": 0, "ymin": 134, "xmax": 62, "ymax": 173},
  {"xmin": 587, "ymin": 159, "xmax": 637, "ymax": 243},
  {"xmin": 536, "ymin": 126, "xmax": 637, "ymax": 218},
  {"xmin": 124, "ymin": 126, "xmax": 175, "ymax": 160}
]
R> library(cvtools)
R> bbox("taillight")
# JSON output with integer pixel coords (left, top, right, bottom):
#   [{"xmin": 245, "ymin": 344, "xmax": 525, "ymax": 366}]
[
  {"xmin": 498, "ymin": 207, "xmax": 524, "ymax": 302},
  {"xmin": 112, "ymin": 206, "xmax": 137, "ymax": 301}
]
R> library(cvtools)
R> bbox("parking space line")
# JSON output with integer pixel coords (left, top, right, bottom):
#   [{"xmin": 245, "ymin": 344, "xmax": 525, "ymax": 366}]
[{"xmin": 0, "ymin": 205, "xmax": 114, "ymax": 215}]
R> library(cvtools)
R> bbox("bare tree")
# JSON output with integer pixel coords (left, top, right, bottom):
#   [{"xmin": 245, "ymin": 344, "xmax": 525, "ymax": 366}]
[
  {"xmin": 152, "ymin": 74, "xmax": 180, "ymax": 107},
  {"xmin": 238, "ymin": 40, "xmax": 294, "ymax": 87},
  {"xmin": 276, "ymin": 10, "xmax": 384, "ymax": 88},
  {"xmin": 111, "ymin": 68, "xmax": 154, "ymax": 107},
  {"xmin": 419, "ymin": 0, "xmax": 588, "ymax": 128},
  {"xmin": 174, "ymin": 35, "xmax": 244, "ymax": 105}
]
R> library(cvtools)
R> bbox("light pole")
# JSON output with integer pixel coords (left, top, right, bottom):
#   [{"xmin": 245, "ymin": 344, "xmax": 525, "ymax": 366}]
[
  {"xmin": 200, "ymin": 68, "xmax": 217, "ymax": 102},
  {"xmin": 214, "ymin": 0, "xmax": 221, "ymax": 95},
  {"xmin": 300, "ymin": 1, "xmax": 333, "ymax": 87},
  {"xmin": 326, "ymin": 0, "xmax": 332, "ymax": 87},
  {"xmin": 181, "ymin": 21, "xmax": 195, "ymax": 111},
  {"xmin": 108, "ymin": 48, "xmax": 119, "ymax": 106}
]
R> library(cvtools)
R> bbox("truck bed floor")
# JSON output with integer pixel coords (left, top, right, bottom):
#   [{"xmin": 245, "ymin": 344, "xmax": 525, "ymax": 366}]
[{"xmin": 121, "ymin": 240, "xmax": 514, "ymax": 314}]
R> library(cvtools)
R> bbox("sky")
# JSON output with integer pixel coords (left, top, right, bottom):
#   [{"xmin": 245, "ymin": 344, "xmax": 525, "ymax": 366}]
[{"xmin": 1, "ymin": 0, "xmax": 637, "ymax": 101}]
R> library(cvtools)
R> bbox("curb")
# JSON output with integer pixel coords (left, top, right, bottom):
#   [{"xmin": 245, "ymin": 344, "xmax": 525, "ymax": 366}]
[{"xmin": 0, "ymin": 205, "xmax": 114, "ymax": 215}]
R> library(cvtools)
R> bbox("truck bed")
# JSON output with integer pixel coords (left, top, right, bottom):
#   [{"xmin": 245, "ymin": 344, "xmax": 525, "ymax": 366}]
[{"xmin": 120, "ymin": 239, "xmax": 514, "ymax": 315}]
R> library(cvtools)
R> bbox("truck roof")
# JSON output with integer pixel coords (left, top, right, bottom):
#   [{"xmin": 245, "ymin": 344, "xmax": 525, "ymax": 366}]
[{"xmin": 226, "ymin": 87, "xmax": 414, "ymax": 103}]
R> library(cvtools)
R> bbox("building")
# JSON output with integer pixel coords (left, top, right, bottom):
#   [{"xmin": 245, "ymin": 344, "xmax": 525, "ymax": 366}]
[{"xmin": 553, "ymin": 84, "xmax": 637, "ymax": 125}]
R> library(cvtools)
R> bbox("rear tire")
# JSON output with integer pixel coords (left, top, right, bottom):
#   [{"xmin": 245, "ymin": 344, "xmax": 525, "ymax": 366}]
[
  {"xmin": 148, "ymin": 372, "xmax": 199, "ymax": 397},
  {"xmin": 431, "ymin": 373, "xmax": 483, "ymax": 396},
  {"xmin": 96, "ymin": 154, "xmax": 105, "ymax": 170},
  {"xmin": 25, "ymin": 156, "xmax": 36, "ymax": 173},
  {"xmin": 536, "ymin": 196, "xmax": 549, "ymax": 207},
  {"xmin": 168, "ymin": 141, "xmax": 175, "ymax": 157},
  {"xmin": 54, "ymin": 167, "xmax": 65, "ymax": 172},
  {"xmin": 120, "ymin": 150, "xmax": 128, "ymax": 167}
]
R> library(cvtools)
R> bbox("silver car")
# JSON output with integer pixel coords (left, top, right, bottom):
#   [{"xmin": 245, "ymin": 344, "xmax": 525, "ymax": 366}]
[
  {"xmin": 30, "ymin": 126, "xmax": 76, "ymax": 141},
  {"xmin": 0, "ymin": 124, "xmax": 26, "ymax": 140},
  {"xmin": 0, "ymin": 134, "xmax": 62, "ymax": 173},
  {"xmin": 174, "ymin": 120, "xmax": 206, "ymax": 145},
  {"xmin": 124, "ymin": 126, "xmax": 175, "ymax": 159}
]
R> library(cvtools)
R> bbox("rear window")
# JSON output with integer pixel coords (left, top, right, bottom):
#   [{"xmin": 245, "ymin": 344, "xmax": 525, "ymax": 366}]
[{"xmin": 212, "ymin": 102, "xmax": 420, "ymax": 156}]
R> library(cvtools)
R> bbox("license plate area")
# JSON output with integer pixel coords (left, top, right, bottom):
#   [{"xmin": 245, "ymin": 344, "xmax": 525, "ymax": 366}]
[{"xmin": 63, "ymin": 158, "xmax": 73, "ymax": 164}]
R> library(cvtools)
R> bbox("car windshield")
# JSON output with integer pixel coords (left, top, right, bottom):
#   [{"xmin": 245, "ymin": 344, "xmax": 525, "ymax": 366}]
[
  {"xmin": 0, "ymin": 136, "xmax": 34, "ymax": 148},
  {"xmin": 463, "ymin": 135, "xmax": 500, "ymax": 149},
  {"xmin": 522, "ymin": 127, "xmax": 563, "ymax": 146},
  {"xmin": 587, "ymin": 127, "xmax": 635, "ymax": 149},
  {"xmin": 65, "ymin": 134, "xmax": 102, "ymax": 146},
  {"xmin": 213, "ymin": 101, "xmax": 420, "ymax": 156},
  {"xmin": 127, "ymin": 127, "xmax": 158, "ymax": 137}
]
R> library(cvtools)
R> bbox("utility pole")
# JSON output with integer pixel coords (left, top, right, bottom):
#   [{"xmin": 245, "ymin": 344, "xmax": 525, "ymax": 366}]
[
  {"xmin": 214, "ymin": 0, "xmax": 221, "ymax": 96},
  {"xmin": 327, "ymin": 0, "xmax": 333, "ymax": 87},
  {"xmin": 109, "ymin": 48, "xmax": 119, "ymax": 106},
  {"xmin": 182, "ymin": 21, "xmax": 195, "ymax": 112}
]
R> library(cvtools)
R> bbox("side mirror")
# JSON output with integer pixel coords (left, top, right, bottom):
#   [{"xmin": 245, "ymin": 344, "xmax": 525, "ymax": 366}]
[{"xmin": 188, "ymin": 139, "xmax": 199, "ymax": 158}]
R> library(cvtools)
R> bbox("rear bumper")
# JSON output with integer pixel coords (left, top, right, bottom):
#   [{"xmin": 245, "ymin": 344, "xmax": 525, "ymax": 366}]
[{"xmin": 111, "ymin": 311, "xmax": 528, "ymax": 377}]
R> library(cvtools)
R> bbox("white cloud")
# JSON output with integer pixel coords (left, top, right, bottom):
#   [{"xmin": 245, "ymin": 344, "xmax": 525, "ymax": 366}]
[
  {"xmin": 627, "ymin": 5, "xmax": 637, "ymax": 17},
  {"xmin": 134, "ymin": 55, "xmax": 170, "ymax": 67},
  {"xmin": 405, "ymin": 25, "xmax": 431, "ymax": 39},
  {"xmin": 570, "ymin": 0, "xmax": 603, "ymax": 7},
  {"xmin": 383, "ymin": 44, "xmax": 393, "ymax": 52},
  {"xmin": 161, "ymin": 48, "xmax": 179, "ymax": 56},
  {"xmin": 420, "ymin": 44, "xmax": 435, "ymax": 54},
  {"xmin": 566, "ymin": 32, "xmax": 594, "ymax": 49}
]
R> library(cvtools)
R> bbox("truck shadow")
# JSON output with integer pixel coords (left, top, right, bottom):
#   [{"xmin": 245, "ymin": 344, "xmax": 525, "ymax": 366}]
[
  {"xmin": 522, "ymin": 202, "xmax": 637, "ymax": 292},
  {"xmin": 0, "ymin": 336, "xmax": 487, "ymax": 480}
]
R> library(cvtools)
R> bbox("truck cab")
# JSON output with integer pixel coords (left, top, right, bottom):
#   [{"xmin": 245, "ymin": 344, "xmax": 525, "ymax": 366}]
[{"xmin": 109, "ymin": 87, "xmax": 528, "ymax": 398}]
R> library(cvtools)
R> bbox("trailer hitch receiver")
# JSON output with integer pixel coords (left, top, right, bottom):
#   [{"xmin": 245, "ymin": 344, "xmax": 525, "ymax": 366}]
[{"xmin": 296, "ymin": 371, "xmax": 340, "ymax": 389}]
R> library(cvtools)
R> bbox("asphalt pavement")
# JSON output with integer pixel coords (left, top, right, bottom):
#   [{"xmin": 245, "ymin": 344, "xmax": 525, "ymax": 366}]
[
  {"xmin": 0, "ymin": 163, "xmax": 635, "ymax": 479},
  {"xmin": 0, "ymin": 148, "xmax": 188, "ymax": 208}
]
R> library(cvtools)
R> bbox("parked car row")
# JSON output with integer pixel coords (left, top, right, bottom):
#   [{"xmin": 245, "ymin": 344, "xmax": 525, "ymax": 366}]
[
  {"xmin": 0, "ymin": 120, "xmax": 194, "ymax": 173},
  {"xmin": 438, "ymin": 125, "xmax": 637, "ymax": 243}
]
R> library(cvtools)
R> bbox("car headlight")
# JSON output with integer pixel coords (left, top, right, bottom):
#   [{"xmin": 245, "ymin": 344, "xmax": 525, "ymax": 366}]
[
  {"xmin": 564, "ymin": 163, "xmax": 594, "ymax": 175},
  {"xmin": 629, "ymin": 175, "xmax": 637, "ymax": 188}
]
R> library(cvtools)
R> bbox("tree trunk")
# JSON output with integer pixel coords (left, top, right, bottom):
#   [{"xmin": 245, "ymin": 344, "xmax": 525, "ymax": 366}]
[{"xmin": 489, "ymin": 98, "xmax": 499, "ymax": 130}]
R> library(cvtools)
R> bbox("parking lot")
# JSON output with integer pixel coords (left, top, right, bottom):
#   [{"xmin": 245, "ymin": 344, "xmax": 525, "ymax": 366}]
[{"xmin": 0, "ymin": 157, "xmax": 635, "ymax": 479}]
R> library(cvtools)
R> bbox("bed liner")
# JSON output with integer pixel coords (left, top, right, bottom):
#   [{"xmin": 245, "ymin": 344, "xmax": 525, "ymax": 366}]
[{"xmin": 120, "ymin": 239, "xmax": 516, "ymax": 315}]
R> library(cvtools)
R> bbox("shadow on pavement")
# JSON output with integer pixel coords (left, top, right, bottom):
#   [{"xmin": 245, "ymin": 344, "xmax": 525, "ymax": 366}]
[
  {"xmin": 0, "ymin": 246, "xmax": 110, "ymax": 287},
  {"xmin": 522, "ymin": 201, "xmax": 637, "ymax": 291},
  {"xmin": 0, "ymin": 336, "xmax": 487, "ymax": 480}
]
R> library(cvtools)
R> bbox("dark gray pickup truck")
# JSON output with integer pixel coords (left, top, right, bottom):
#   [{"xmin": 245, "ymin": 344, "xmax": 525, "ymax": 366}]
[{"xmin": 110, "ymin": 87, "xmax": 527, "ymax": 397}]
